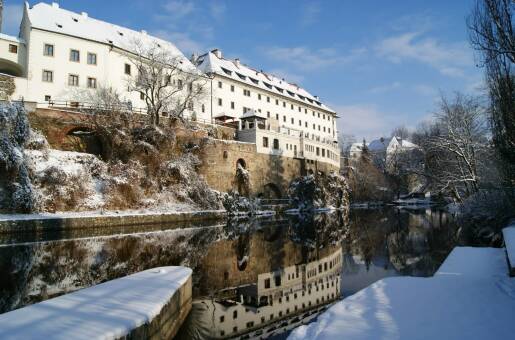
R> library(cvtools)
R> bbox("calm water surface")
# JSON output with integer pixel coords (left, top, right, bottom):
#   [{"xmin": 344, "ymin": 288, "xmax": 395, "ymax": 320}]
[{"xmin": 0, "ymin": 207, "xmax": 457, "ymax": 339}]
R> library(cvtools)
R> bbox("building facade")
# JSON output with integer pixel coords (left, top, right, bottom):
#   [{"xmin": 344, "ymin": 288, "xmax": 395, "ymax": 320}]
[
  {"xmin": 196, "ymin": 50, "xmax": 340, "ymax": 168},
  {"xmin": 1, "ymin": 2, "xmax": 340, "ymax": 169}
]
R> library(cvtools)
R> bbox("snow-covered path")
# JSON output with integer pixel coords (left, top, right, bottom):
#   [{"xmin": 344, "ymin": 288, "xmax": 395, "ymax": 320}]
[{"xmin": 289, "ymin": 247, "xmax": 515, "ymax": 340}]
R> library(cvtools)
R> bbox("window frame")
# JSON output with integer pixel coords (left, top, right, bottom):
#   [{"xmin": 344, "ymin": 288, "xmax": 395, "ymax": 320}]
[
  {"xmin": 87, "ymin": 77, "xmax": 97, "ymax": 89},
  {"xmin": 87, "ymin": 52, "xmax": 97, "ymax": 65},
  {"xmin": 42, "ymin": 70, "xmax": 53, "ymax": 83},
  {"xmin": 43, "ymin": 43, "xmax": 54, "ymax": 57},
  {"xmin": 68, "ymin": 73, "xmax": 79, "ymax": 86},
  {"xmin": 69, "ymin": 49, "xmax": 80, "ymax": 62}
]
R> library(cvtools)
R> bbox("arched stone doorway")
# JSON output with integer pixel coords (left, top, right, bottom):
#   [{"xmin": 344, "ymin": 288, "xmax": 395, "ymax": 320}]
[{"xmin": 63, "ymin": 127, "xmax": 103, "ymax": 156}]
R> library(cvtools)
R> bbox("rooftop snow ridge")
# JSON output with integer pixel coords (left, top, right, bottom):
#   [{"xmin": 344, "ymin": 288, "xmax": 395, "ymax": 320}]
[
  {"xmin": 197, "ymin": 49, "xmax": 335, "ymax": 114},
  {"xmin": 26, "ymin": 2, "xmax": 195, "ymax": 71}
]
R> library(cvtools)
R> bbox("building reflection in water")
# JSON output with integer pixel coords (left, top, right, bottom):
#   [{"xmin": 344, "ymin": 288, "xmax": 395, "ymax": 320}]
[{"xmin": 189, "ymin": 247, "xmax": 342, "ymax": 339}]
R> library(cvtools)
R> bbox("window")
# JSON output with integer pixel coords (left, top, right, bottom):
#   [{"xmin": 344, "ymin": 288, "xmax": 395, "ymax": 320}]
[
  {"xmin": 218, "ymin": 81, "xmax": 222, "ymax": 88},
  {"xmin": 87, "ymin": 77, "xmax": 97, "ymax": 88},
  {"xmin": 267, "ymin": 96, "xmax": 270, "ymax": 102},
  {"xmin": 201, "ymin": 104, "xmax": 205, "ymax": 113},
  {"xmin": 124, "ymin": 63, "xmax": 131, "ymax": 75},
  {"xmin": 243, "ymin": 89, "xmax": 251, "ymax": 96},
  {"xmin": 44, "ymin": 44, "xmax": 54, "ymax": 56},
  {"xmin": 177, "ymin": 79, "xmax": 183, "ymax": 89},
  {"xmin": 87, "ymin": 52, "xmax": 97, "ymax": 65},
  {"xmin": 299, "ymin": 120, "xmax": 302, "ymax": 126},
  {"xmin": 274, "ymin": 275, "xmax": 281, "ymax": 286},
  {"xmin": 188, "ymin": 101, "xmax": 194, "ymax": 110},
  {"xmin": 68, "ymin": 74, "xmax": 79, "ymax": 86},
  {"xmin": 230, "ymin": 84, "xmax": 234, "ymax": 92},
  {"xmin": 283, "ymin": 116, "xmax": 286, "ymax": 122},
  {"xmin": 44, "ymin": 95, "xmax": 51, "ymax": 101},
  {"xmin": 291, "ymin": 104, "xmax": 294, "ymax": 110},
  {"xmin": 8, "ymin": 44, "xmax": 17, "ymax": 53},
  {"xmin": 220, "ymin": 315, "xmax": 225, "ymax": 323},
  {"xmin": 275, "ymin": 99, "xmax": 279, "ymax": 105},
  {"xmin": 273, "ymin": 139, "xmax": 279, "ymax": 150},
  {"xmin": 218, "ymin": 98, "xmax": 223, "ymax": 106},
  {"xmin": 246, "ymin": 321, "xmax": 254, "ymax": 328},
  {"xmin": 233, "ymin": 310, "xmax": 238, "ymax": 319},
  {"xmin": 231, "ymin": 101, "xmax": 235, "ymax": 109},
  {"xmin": 283, "ymin": 101, "xmax": 286, "ymax": 107},
  {"xmin": 42, "ymin": 70, "xmax": 53, "ymax": 82},
  {"xmin": 263, "ymin": 137, "xmax": 269, "ymax": 148},
  {"xmin": 258, "ymin": 94, "xmax": 261, "ymax": 100},
  {"xmin": 267, "ymin": 111, "xmax": 270, "ymax": 118},
  {"xmin": 276, "ymin": 114, "xmax": 279, "ymax": 120},
  {"xmin": 70, "ymin": 49, "xmax": 80, "ymax": 62},
  {"xmin": 140, "ymin": 92, "xmax": 145, "ymax": 100}
]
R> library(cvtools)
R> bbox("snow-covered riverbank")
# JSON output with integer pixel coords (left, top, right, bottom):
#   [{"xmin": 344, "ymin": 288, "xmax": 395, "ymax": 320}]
[{"xmin": 289, "ymin": 246, "xmax": 515, "ymax": 340}]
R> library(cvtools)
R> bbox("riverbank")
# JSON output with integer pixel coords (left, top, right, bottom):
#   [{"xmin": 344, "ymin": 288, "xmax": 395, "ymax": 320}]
[
  {"xmin": 0, "ymin": 209, "xmax": 227, "ymax": 233},
  {"xmin": 289, "ymin": 246, "xmax": 515, "ymax": 340}
]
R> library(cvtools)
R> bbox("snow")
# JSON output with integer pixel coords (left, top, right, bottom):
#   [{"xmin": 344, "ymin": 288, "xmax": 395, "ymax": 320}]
[
  {"xmin": 0, "ymin": 266, "xmax": 192, "ymax": 340},
  {"xmin": 289, "ymin": 247, "xmax": 515, "ymax": 340},
  {"xmin": 26, "ymin": 3, "xmax": 196, "ymax": 72},
  {"xmin": 503, "ymin": 223, "xmax": 515, "ymax": 272},
  {"xmin": 0, "ymin": 208, "xmax": 225, "ymax": 222},
  {"xmin": 196, "ymin": 51, "xmax": 335, "ymax": 113}
]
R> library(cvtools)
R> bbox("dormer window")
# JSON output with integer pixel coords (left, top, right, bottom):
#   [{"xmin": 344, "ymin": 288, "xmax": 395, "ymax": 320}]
[
  {"xmin": 263, "ymin": 82, "xmax": 273, "ymax": 89},
  {"xmin": 249, "ymin": 77, "xmax": 259, "ymax": 85},
  {"xmin": 221, "ymin": 67, "xmax": 232, "ymax": 76},
  {"xmin": 235, "ymin": 72, "xmax": 246, "ymax": 80},
  {"xmin": 56, "ymin": 23, "xmax": 63, "ymax": 28},
  {"xmin": 72, "ymin": 18, "xmax": 78, "ymax": 22},
  {"xmin": 287, "ymin": 90, "xmax": 295, "ymax": 97},
  {"xmin": 118, "ymin": 31, "xmax": 124, "ymax": 36},
  {"xmin": 275, "ymin": 86, "xmax": 284, "ymax": 93}
]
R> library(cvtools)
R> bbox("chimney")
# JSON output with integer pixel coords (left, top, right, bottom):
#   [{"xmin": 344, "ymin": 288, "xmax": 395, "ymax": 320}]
[
  {"xmin": 314, "ymin": 95, "xmax": 320, "ymax": 101},
  {"xmin": 141, "ymin": 30, "xmax": 147, "ymax": 35},
  {"xmin": 52, "ymin": 2, "xmax": 59, "ymax": 8},
  {"xmin": 211, "ymin": 48, "xmax": 222, "ymax": 58},
  {"xmin": 81, "ymin": 11, "xmax": 88, "ymax": 18},
  {"xmin": 190, "ymin": 53, "xmax": 198, "ymax": 64},
  {"xmin": 234, "ymin": 58, "xmax": 240, "ymax": 67}
]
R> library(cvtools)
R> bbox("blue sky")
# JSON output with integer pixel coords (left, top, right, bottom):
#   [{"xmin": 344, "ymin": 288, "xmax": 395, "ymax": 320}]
[{"xmin": 2, "ymin": 0, "xmax": 484, "ymax": 141}]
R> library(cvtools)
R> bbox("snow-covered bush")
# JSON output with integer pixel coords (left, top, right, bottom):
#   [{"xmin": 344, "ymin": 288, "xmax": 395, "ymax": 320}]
[
  {"xmin": 288, "ymin": 172, "xmax": 350, "ymax": 212},
  {"xmin": 0, "ymin": 102, "xmax": 37, "ymax": 212}
]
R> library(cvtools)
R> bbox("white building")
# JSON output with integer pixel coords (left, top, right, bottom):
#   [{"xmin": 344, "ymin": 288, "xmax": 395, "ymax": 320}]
[
  {"xmin": 194, "ymin": 247, "xmax": 343, "ymax": 339},
  {"xmin": 0, "ymin": 2, "xmax": 197, "ymax": 111},
  {"xmin": 195, "ymin": 50, "xmax": 340, "ymax": 168},
  {"xmin": 1, "ymin": 2, "xmax": 340, "ymax": 169}
]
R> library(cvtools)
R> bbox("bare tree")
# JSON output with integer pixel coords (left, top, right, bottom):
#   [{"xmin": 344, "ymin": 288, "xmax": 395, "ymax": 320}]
[
  {"xmin": 127, "ymin": 40, "xmax": 208, "ymax": 126},
  {"xmin": 423, "ymin": 93, "xmax": 489, "ymax": 201},
  {"xmin": 0, "ymin": 75, "xmax": 15, "ymax": 100},
  {"xmin": 390, "ymin": 125, "xmax": 410, "ymax": 140},
  {"xmin": 468, "ymin": 0, "xmax": 515, "ymax": 184}
]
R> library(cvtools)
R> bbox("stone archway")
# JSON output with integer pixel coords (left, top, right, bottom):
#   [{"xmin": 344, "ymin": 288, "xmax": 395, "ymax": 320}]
[
  {"xmin": 261, "ymin": 183, "xmax": 282, "ymax": 199},
  {"xmin": 236, "ymin": 158, "xmax": 247, "ymax": 169},
  {"xmin": 63, "ymin": 127, "xmax": 103, "ymax": 156}
]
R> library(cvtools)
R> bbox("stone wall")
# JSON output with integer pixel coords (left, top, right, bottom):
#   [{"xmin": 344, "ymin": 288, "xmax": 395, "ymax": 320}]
[
  {"xmin": 28, "ymin": 108, "xmax": 338, "ymax": 198},
  {"xmin": 198, "ymin": 139, "xmax": 339, "ymax": 197}
]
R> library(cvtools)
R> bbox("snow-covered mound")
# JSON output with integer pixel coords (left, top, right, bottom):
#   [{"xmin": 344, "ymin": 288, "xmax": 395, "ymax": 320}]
[{"xmin": 289, "ymin": 247, "xmax": 515, "ymax": 340}]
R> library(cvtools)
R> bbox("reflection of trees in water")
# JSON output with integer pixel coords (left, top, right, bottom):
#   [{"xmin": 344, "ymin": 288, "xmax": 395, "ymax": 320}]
[{"xmin": 345, "ymin": 208, "xmax": 458, "ymax": 276}]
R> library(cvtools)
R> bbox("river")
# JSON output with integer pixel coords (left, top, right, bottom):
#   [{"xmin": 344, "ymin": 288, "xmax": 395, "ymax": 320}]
[{"xmin": 0, "ymin": 206, "xmax": 457, "ymax": 339}]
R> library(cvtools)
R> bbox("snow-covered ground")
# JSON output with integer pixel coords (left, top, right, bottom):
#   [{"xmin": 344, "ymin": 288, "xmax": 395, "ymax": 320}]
[
  {"xmin": 289, "ymin": 247, "xmax": 515, "ymax": 340},
  {"xmin": 0, "ymin": 266, "xmax": 191, "ymax": 339},
  {"xmin": 503, "ymin": 222, "xmax": 515, "ymax": 273}
]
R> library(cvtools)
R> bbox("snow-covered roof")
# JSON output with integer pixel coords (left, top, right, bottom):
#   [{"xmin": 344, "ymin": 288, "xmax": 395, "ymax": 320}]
[
  {"xmin": 0, "ymin": 33, "xmax": 24, "ymax": 44},
  {"xmin": 196, "ymin": 50, "xmax": 336, "ymax": 114},
  {"xmin": 241, "ymin": 109, "xmax": 267, "ymax": 119},
  {"xmin": 368, "ymin": 136, "xmax": 419, "ymax": 151},
  {"xmin": 348, "ymin": 142, "xmax": 365, "ymax": 153},
  {"xmin": 25, "ymin": 2, "xmax": 195, "ymax": 71},
  {"xmin": 368, "ymin": 137, "xmax": 391, "ymax": 151}
]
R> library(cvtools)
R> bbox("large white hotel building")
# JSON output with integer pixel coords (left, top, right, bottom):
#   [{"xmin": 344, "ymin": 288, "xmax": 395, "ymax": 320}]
[{"xmin": 0, "ymin": 2, "xmax": 340, "ymax": 169}]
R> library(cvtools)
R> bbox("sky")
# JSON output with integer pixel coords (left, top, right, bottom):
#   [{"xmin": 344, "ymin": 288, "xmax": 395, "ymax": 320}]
[{"xmin": 2, "ymin": 0, "xmax": 484, "ymax": 142}]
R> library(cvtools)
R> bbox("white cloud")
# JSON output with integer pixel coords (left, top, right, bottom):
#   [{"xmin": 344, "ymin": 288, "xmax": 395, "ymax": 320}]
[
  {"xmin": 376, "ymin": 31, "xmax": 473, "ymax": 77},
  {"xmin": 163, "ymin": 0, "xmax": 195, "ymax": 19},
  {"xmin": 152, "ymin": 30, "xmax": 204, "ymax": 55},
  {"xmin": 2, "ymin": 4, "xmax": 23, "ymax": 36},
  {"xmin": 369, "ymin": 81, "xmax": 402, "ymax": 94},
  {"xmin": 413, "ymin": 84, "xmax": 437, "ymax": 97},
  {"xmin": 262, "ymin": 46, "xmax": 364, "ymax": 71},
  {"xmin": 268, "ymin": 68, "xmax": 304, "ymax": 84},
  {"xmin": 210, "ymin": 2, "xmax": 226, "ymax": 21},
  {"xmin": 300, "ymin": 3, "xmax": 321, "ymax": 26},
  {"xmin": 332, "ymin": 104, "xmax": 404, "ymax": 142}
]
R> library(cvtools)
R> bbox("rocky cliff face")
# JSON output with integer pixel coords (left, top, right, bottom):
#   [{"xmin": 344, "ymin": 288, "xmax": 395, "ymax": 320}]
[{"xmin": 288, "ymin": 172, "xmax": 350, "ymax": 213}]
